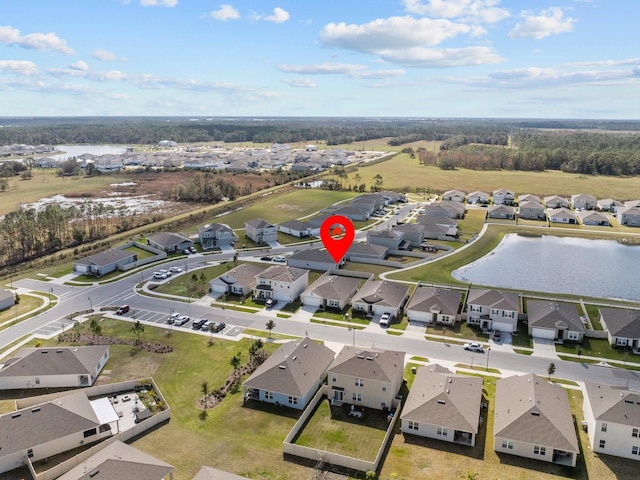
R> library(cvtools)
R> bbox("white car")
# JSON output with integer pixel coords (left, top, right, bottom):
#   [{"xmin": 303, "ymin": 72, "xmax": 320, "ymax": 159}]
[
  {"xmin": 379, "ymin": 313, "xmax": 391, "ymax": 327},
  {"xmin": 463, "ymin": 342, "xmax": 484, "ymax": 353},
  {"xmin": 169, "ymin": 266, "xmax": 182, "ymax": 273},
  {"xmin": 272, "ymin": 256, "xmax": 286, "ymax": 263}
]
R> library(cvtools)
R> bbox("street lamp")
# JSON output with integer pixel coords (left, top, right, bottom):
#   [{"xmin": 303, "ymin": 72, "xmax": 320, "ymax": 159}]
[
  {"xmin": 486, "ymin": 347, "xmax": 491, "ymax": 371},
  {"xmin": 348, "ymin": 327, "xmax": 355, "ymax": 346},
  {"xmin": 88, "ymin": 297, "xmax": 93, "ymax": 311},
  {"xmin": 48, "ymin": 288, "xmax": 53, "ymax": 302}
]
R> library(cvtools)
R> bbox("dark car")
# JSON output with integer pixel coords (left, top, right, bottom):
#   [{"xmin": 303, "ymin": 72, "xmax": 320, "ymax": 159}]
[
  {"xmin": 265, "ymin": 298, "xmax": 276, "ymax": 308},
  {"xmin": 192, "ymin": 318, "xmax": 206, "ymax": 329},
  {"xmin": 212, "ymin": 321, "xmax": 226, "ymax": 333},
  {"xmin": 260, "ymin": 256, "xmax": 272, "ymax": 261},
  {"xmin": 116, "ymin": 305, "xmax": 130, "ymax": 315}
]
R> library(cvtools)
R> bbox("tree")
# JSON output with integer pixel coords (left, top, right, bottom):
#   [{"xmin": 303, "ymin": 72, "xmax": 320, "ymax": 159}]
[
  {"xmin": 199, "ymin": 271, "xmax": 207, "ymax": 294},
  {"xmin": 208, "ymin": 322, "xmax": 216, "ymax": 344},
  {"xmin": 373, "ymin": 173, "xmax": 383, "ymax": 191},
  {"xmin": 89, "ymin": 317, "xmax": 100, "ymax": 341},
  {"xmin": 266, "ymin": 319, "xmax": 276, "ymax": 338},
  {"xmin": 201, "ymin": 380, "xmax": 209, "ymax": 397},
  {"xmin": 93, "ymin": 324, "xmax": 102, "ymax": 344},
  {"xmin": 132, "ymin": 320, "xmax": 145, "ymax": 346},
  {"xmin": 547, "ymin": 362, "xmax": 556, "ymax": 379},
  {"xmin": 230, "ymin": 353, "xmax": 241, "ymax": 369}
]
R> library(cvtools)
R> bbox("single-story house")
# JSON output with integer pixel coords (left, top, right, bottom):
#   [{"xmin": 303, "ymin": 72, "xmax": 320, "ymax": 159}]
[
  {"xmin": 442, "ymin": 190, "xmax": 466, "ymax": 202},
  {"xmin": 467, "ymin": 191, "xmax": 490, "ymax": 205},
  {"xmin": 209, "ymin": 263, "xmax": 267, "ymax": 296},
  {"xmin": 327, "ymin": 346, "xmax": 405, "ymax": 411},
  {"xmin": 571, "ymin": 193, "xmax": 597, "ymax": 210},
  {"xmin": 0, "ymin": 346, "xmax": 109, "ymax": 390},
  {"xmin": 245, "ymin": 219, "xmax": 278, "ymax": 244},
  {"xmin": 405, "ymin": 286, "xmax": 462, "ymax": 326},
  {"xmin": 300, "ymin": 273, "xmax": 362, "ymax": 310},
  {"xmin": 548, "ymin": 208, "xmax": 577, "ymax": 224},
  {"xmin": 493, "ymin": 189, "xmax": 515, "ymax": 206},
  {"xmin": 351, "ymin": 279, "xmax": 410, "ymax": 320},
  {"xmin": 392, "ymin": 223, "xmax": 426, "ymax": 247},
  {"xmin": 57, "ymin": 440, "xmax": 175, "ymax": 480},
  {"xmin": 518, "ymin": 201, "xmax": 546, "ymax": 220},
  {"xmin": 526, "ymin": 300, "xmax": 585, "ymax": 342},
  {"xmin": 415, "ymin": 216, "xmax": 459, "ymax": 240},
  {"xmin": 518, "ymin": 194, "xmax": 541, "ymax": 205},
  {"xmin": 197, "ymin": 222, "xmax": 238, "ymax": 249},
  {"xmin": 367, "ymin": 229, "xmax": 405, "ymax": 250},
  {"xmin": 147, "ymin": 232, "xmax": 193, "ymax": 253},
  {"xmin": 243, "ymin": 337, "xmax": 335, "ymax": 410},
  {"xmin": 597, "ymin": 198, "xmax": 624, "ymax": 212},
  {"xmin": 401, "ymin": 364, "xmax": 483, "ymax": 446},
  {"xmin": 625, "ymin": 200, "xmax": 640, "ymax": 208},
  {"xmin": 379, "ymin": 190, "xmax": 407, "ymax": 203},
  {"xmin": 617, "ymin": 206, "xmax": 640, "ymax": 227},
  {"xmin": 346, "ymin": 242, "xmax": 388, "ymax": 261},
  {"xmin": 287, "ymin": 248, "xmax": 341, "ymax": 271},
  {"xmin": 278, "ymin": 219, "xmax": 318, "ymax": 238},
  {"xmin": 194, "ymin": 466, "xmax": 249, "ymax": 480},
  {"xmin": 494, "ymin": 373, "xmax": 579, "ymax": 467},
  {"xmin": 578, "ymin": 210, "xmax": 610, "ymax": 226},
  {"xmin": 466, "ymin": 288, "xmax": 520, "ymax": 333},
  {"xmin": 544, "ymin": 195, "xmax": 570, "ymax": 209},
  {"xmin": 306, "ymin": 213, "xmax": 332, "ymax": 229},
  {"xmin": 488, "ymin": 205, "xmax": 516, "ymax": 220},
  {"xmin": 253, "ymin": 265, "xmax": 309, "ymax": 303},
  {"xmin": 598, "ymin": 306, "xmax": 640, "ymax": 348},
  {"xmin": 582, "ymin": 381, "xmax": 640, "ymax": 461},
  {"xmin": 0, "ymin": 289, "xmax": 15, "ymax": 311},
  {"xmin": 423, "ymin": 201, "xmax": 465, "ymax": 219},
  {"xmin": 73, "ymin": 249, "xmax": 138, "ymax": 277}
]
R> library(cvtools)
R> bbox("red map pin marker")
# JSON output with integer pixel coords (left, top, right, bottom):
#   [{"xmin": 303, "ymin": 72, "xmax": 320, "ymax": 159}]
[{"xmin": 320, "ymin": 215, "xmax": 355, "ymax": 264}]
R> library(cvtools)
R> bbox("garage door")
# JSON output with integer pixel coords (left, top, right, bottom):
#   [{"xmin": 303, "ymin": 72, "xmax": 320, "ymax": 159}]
[
  {"xmin": 300, "ymin": 295, "xmax": 321, "ymax": 307},
  {"xmin": 492, "ymin": 321, "xmax": 515, "ymax": 333},
  {"xmin": 532, "ymin": 327, "xmax": 555, "ymax": 340}
]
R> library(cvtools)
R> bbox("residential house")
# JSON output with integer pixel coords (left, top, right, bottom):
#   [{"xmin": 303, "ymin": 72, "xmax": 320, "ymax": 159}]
[
  {"xmin": 73, "ymin": 249, "xmax": 137, "ymax": 277},
  {"xmin": 544, "ymin": 195, "xmax": 570, "ymax": 209},
  {"xmin": 392, "ymin": 223, "xmax": 427, "ymax": 247},
  {"xmin": 598, "ymin": 307, "xmax": 640, "ymax": 348},
  {"xmin": 306, "ymin": 213, "xmax": 332, "ymax": 229},
  {"xmin": 493, "ymin": 189, "xmax": 515, "ymax": 206},
  {"xmin": 300, "ymin": 273, "xmax": 363, "ymax": 310},
  {"xmin": 578, "ymin": 210, "xmax": 610, "ymax": 226},
  {"xmin": 518, "ymin": 201, "xmax": 546, "ymax": 220},
  {"xmin": 548, "ymin": 208, "xmax": 577, "ymax": 224},
  {"xmin": 582, "ymin": 381, "xmax": 640, "ymax": 461},
  {"xmin": 467, "ymin": 191, "xmax": 490, "ymax": 205},
  {"xmin": 0, "ymin": 391, "xmax": 115, "ymax": 475},
  {"xmin": 197, "ymin": 223, "xmax": 238, "ymax": 250},
  {"xmin": 243, "ymin": 338, "xmax": 335, "ymax": 410},
  {"xmin": 327, "ymin": 346, "xmax": 405, "ymax": 411},
  {"xmin": 245, "ymin": 219, "xmax": 278, "ymax": 244},
  {"xmin": 526, "ymin": 300, "xmax": 584, "ymax": 342},
  {"xmin": 57, "ymin": 441, "xmax": 175, "ymax": 480},
  {"xmin": 367, "ymin": 229, "xmax": 405, "ymax": 250},
  {"xmin": 326, "ymin": 205, "xmax": 370, "ymax": 221},
  {"xmin": 401, "ymin": 364, "xmax": 483, "ymax": 446},
  {"xmin": 287, "ymin": 248, "xmax": 341, "ymax": 271},
  {"xmin": 379, "ymin": 190, "xmax": 407, "ymax": 203},
  {"xmin": 351, "ymin": 193, "xmax": 385, "ymax": 212},
  {"xmin": 488, "ymin": 205, "xmax": 516, "ymax": 220},
  {"xmin": 466, "ymin": 288, "xmax": 520, "ymax": 333},
  {"xmin": 0, "ymin": 289, "xmax": 15, "ymax": 311},
  {"xmin": 494, "ymin": 373, "xmax": 579, "ymax": 467},
  {"xmin": 617, "ymin": 206, "xmax": 640, "ymax": 227},
  {"xmin": 518, "ymin": 194, "xmax": 541, "ymax": 205},
  {"xmin": 442, "ymin": 190, "xmax": 466, "ymax": 202},
  {"xmin": 625, "ymin": 200, "xmax": 640, "ymax": 208},
  {"xmin": 597, "ymin": 198, "xmax": 624, "ymax": 212},
  {"xmin": 405, "ymin": 286, "xmax": 462, "ymax": 326},
  {"xmin": 351, "ymin": 279, "xmax": 410, "ymax": 319},
  {"xmin": 423, "ymin": 201, "xmax": 466, "ymax": 219},
  {"xmin": 278, "ymin": 219, "xmax": 318, "ymax": 238},
  {"xmin": 194, "ymin": 466, "xmax": 249, "ymax": 480},
  {"xmin": 571, "ymin": 193, "xmax": 597, "ymax": 210},
  {"xmin": 208, "ymin": 263, "xmax": 267, "ymax": 297},
  {"xmin": 415, "ymin": 216, "xmax": 459, "ymax": 240},
  {"xmin": 346, "ymin": 242, "xmax": 388, "ymax": 261},
  {"xmin": 147, "ymin": 232, "xmax": 193, "ymax": 253},
  {"xmin": 0, "ymin": 346, "xmax": 109, "ymax": 390},
  {"xmin": 253, "ymin": 265, "xmax": 308, "ymax": 303}
]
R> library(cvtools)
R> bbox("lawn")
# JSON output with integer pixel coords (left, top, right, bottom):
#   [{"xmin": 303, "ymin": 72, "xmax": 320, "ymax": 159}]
[
  {"xmin": 557, "ymin": 338, "xmax": 640, "ymax": 365},
  {"xmin": 0, "ymin": 294, "xmax": 45, "ymax": 328},
  {"xmin": 124, "ymin": 245, "xmax": 157, "ymax": 260}
]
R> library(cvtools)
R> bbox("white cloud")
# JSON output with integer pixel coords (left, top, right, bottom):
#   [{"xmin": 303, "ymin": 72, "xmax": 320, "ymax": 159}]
[
  {"xmin": 568, "ymin": 58, "xmax": 640, "ymax": 68},
  {"xmin": 209, "ymin": 4, "xmax": 240, "ymax": 21},
  {"xmin": 0, "ymin": 26, "xmax": 73, "ymax": 54},
  {"xmin": 282, "ymin": 77, "xmax": 316, "ymax": 88},
  {"xmin": 264, "ymin": 7, "xmax": 290, "ymax": 24},
  {"xmin": 403, "ymin": 0, "xmax": 510, "ymax": 24},
  {"xmin": 140, "ymin": 0, "xmax": 178, "ymax": 6},
  {"xmin": 92, "ymin": 49, "xmax": 119, "ymax": 61},
  {"xmin": 69, "ymin": 60, "xmax": 89, "ymax": 71},
  {"xmin": 0, "ymin": 60, "xmax": 39, "ymax": 76},
  {"xmin": 378, "ymin": 46, "xmax": 504, "ymax": 67},
  {"xmin": 320, "ymin": 16, "xmax": 472, "ymax": 52},
  {"xmin": 278, "ymin": 62, "xmax": 405, "ymax": 79},
  {"xmin": 509, "ymin": 7, "xmax": 575, "ymax": 40}
]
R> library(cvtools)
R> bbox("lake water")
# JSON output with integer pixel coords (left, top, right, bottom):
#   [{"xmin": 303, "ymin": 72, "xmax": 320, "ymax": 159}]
[
  {"xmin": 50, "ymin": 145, "xmax": 131, "ymax": 160},
  {"xmin": 452, "ymin": 234, "xmax": 640, "ymax": 301}
]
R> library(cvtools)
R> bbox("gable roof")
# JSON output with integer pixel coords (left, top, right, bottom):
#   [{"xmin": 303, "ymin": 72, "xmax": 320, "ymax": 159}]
[
  {"xmin": 578, "ymin": 210, "xmax": 609, "ymax": 223},
  {"xmin": 147, "ymin": 232, "xmax": 192, "ymax": 248},
  {"xmin": 0, "ymin": 345, "xmax": 108, "ymax": 378},
  {"xmin": 401, "ymin": 365, "xmax": 482, "ymax": 433},
  {"xmin": 75, "ymin": 249, "xmax": 136, "ymax": 267},
  {"xmin": 0, "ymin": 289, "xmax": 13, "ymax": 303},
  {"xmin": 245, "ymin": 218, "xmax": 275, "ymax": 229},
  {"xmin": 467, "ymin": 191, "xmax": 489, "ymax": 200},
  {"xmin": 494, "ymin": 373, "xmax": 579, "ymax": 453},
  {"xmin": 328, "ymin": 346, "xmax": 404, "ymax": 383},
  {"xmin": 193, "ymin": 466, "xmax": 249, "ymax": 480},
  {"xmin": 367, "ymin": 229, "xmax": 404, "ymax": 240},
  {"xmin": 243, "ymin": 338, "xmax": 335, "ymax": 397},
  {"xmin": 599, "ymin": 307, "xmax": 640, "ymax": 338},
  {"xmin": 256, "ymin": 265, "xmax": 307, "ymax": 283},
  {"xmin": 279, "ymin": 219, "xmax": 314, "ymax": 231},
  {"xmin": 302, "ymin": 274, "xmax": 361, "ymax": 303},
  {"xmin": 571, "ymin": 193, "xmax": 596, "ymax": 203},
  {"xmin": 57, "ymin": 441, "xmax": 174, "ymax": 480},
  {"xmin": 493, "ymin": 189, "xmax": 514, "ymax": 197},
  {"xmin": 527, "ymin": 300, "xmax": 585, "ymax": 333},
  {"xmin": 518, "ymin": 194, "xmax": 541, "ymax": 204},
  {"xmin": 544, "ymin": 195, "xmax": 569, "ymax": 206},
  {"xmin": 214, "ymin": 263, "xmax": 267, "ymax": 289},
  {"xmin": 488, "ymin": 205, "xmax": 515, "ymax": 215},
  {"xmin": 406, "ymin": 286, "xmax": 462, "ymax": 317},
  {"xmin": 351, "ymin": 280, "xmax": 410, "ymax": 309},
  {"xmin": 584, "ymin": 381, "xmax": 640, "ymax": 427},
  {"xmin": 347, "ymin": 243, "xmax": 388, "ymax": 257},
  {"xmin": 467, "ymin": 288, "xmax": 520, "ymax": 312},
  {"xmin": 198, "ymin": 222, "xmax": 234, "ymax": 235},
  {"xmin": 548, "ymin": 207, "xmax": 577, "ymax": 220},
  {"xmin": 288, "ymin": 249, "xmax": 335, "ymax": 264}
]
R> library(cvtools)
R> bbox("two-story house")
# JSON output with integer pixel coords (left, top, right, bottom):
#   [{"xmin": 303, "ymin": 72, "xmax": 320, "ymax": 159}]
[
  {"xmin": 617, "ymin": 206, "xmax": 640, "ymax": 227},
  {"xmin": 571, "ymin": 193, "xmax": 597, "ymax": 210},
  {"xmin": 327, "ymin": 346, "xmax": 405, "ymax": 411},
  {"xmin": 466, "ymin": 288, "xmax": 520, "ymax": 333},
  {"xmin": 209, "ymin": 263, "xmax": 267, "ymax": 297},
  {"xmin": 253, "ymin": 265, "xmax": 308, "ymax": 303},
  {"xmin": 493, "ymin": 189, "xmax": 515, "ymax": 206},
  {"xmin": 197, "ymin": 222, "xmax": 238, "ymax": 250},
  {"xmin": 245, "ymin": 219, "xmax": 278, "ymax": 244}
]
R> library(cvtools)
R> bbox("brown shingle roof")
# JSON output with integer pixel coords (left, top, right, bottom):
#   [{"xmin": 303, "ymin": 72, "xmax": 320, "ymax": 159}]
[
  {"xmin": 0, "ymin": 346, "xmax": 109, "ymax": 378},
  {"xmin": 351, "ymin": 280, "xmax": 409, "ymax": 309},
  {"xmin": 527, "ymin": 300, "xmax": 585, "ymax": 333},
  {"xmin": 406, "ymin": 286, "xmax": 462, "ymax": 317},
  {"xmin": 584, "ymin": 381, "xmax": 640, "ymax": 426},
  {"xmin": 256, "ymin": 265, "xmax": 307, "ymax": 283},
  {"xmin": 599, "ymin": 307, "xmax": 640, "ymax": 338},
  {"xmin": 303, "ymin": 275, "xmax": 361, "ymax": 303},
  {"xmin": 328, "ymin": 346, "xmax": 404, "ymax": 383}
]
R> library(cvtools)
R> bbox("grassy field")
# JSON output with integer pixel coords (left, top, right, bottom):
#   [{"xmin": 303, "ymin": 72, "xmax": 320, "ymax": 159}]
[{"xmin": 0, "ymin": 294, "xmax": 45, "ymax": 329}]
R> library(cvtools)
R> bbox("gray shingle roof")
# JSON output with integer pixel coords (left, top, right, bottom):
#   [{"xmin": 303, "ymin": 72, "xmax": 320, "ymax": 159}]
[
  {"xmin": 0, "ymin": 288, "xmax": 13, "ymax": 303},
  {"xmin": 0, "ymin": 346, "xmax": 109, "ymax": 378},
  {"xmin": 257, "ymin": 265, "xmax": 307, "ymax": 282},
  {"xmin": 303, "ymin": 274, "xmax": 361, "ymax": 303},
  {"xmin": 246, "ymin": 218, "xmax": 275, "ymax": 229},
  {"xmin": 288, "ymin": 249, "xmax": 335, "ymax": 263},
  {"xmin": 243, "ymin": 338, "xmax": 335, "ymax": 397},
  {"xmin": 527, "ymin": 300, "xmax": 584, "ymax": 333},
  {"xmin": 278, "ymin": 219, "xmax": 314, "ymax": 231},
  {"xmin": 406, "ymin": 286, "xmax": 462, "ymax": 317},
  {"xmin": 401, "ymin": 365, "xmax": 482, "ymax": 433},
  {"xmin": 467, "ymin": 288, "xmax": 520, "ymax": 312},
  {"xmin": 599, "ymin": 307, "xmax": 640, "ymax": 338},
  {"xmin": 214, "ymin": 263, "xmax": 267, "ymax": 290},
  {"xmin": 494, "ymin": 373, "xmax": 579, "ymax": 453},
  {"xmin": 193, "ymin": 466, "xmax": 249, "ymax": 480},
  {"xmin": 584, "ymin": 381, "xmax": 640, "ymax": 427},
  {"xmin": 351, "ymin": 280, "xmax": 409, "ymax": 309},
  {"xmin": 147, "ymin": 232, "xmax": 192, "ymax": 248},
  {"xmin": 328, "ymin": 346, "xmax": 404, "ymax": 383},
  {"xmin": 347, "ymin": 243, "xmax": 388, "ymax": 257},
  {"xmin": 75, "ymin": 249, "xmax": 136, "ymax": 267}
]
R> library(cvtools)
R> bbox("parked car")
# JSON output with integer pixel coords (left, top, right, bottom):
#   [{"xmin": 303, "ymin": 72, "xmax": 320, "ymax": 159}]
[
  {"xmin": 192, "ymin": 318, "xmax": 206, "ymax": 329},
  {"xmin": 116, "ymin": 305, "xmax": 130, "ymax": 315},
  {"xmin": 379, "ymin": 313, "xmax": 392, "ymax": 327},
  {"xmin": 265, "ymin": 298, "xmax": 277, "ymax": 308},
  {"xmin": 189, "ymin": 246, "xmax": 197, "ymax": 253},
  {"xmin": 152, "ymin": 271, "xmax": 166, "ymax": 280},
  {"xmin": 260, "ymin": 256, "xmax": 272, "ymax": 261},
  {"xmin": 169, "ymin": 266, "xmax": 182, "ymax": 273},
  {"xmin": 174, "ymin": 315, "xmax": 190, "ymax": 326},
  {"xmin": 492, "ymin": 330, "xmax": 501, "ymax": 341},
  {"xmin": 158, "ymin": 269, "xmax": 171, "ymax": 276},
  {"xmin": 463, "ymin": 342, "xmax": 484, "ymax": 353},
  {"xmin": 212, "ymin": 321, "xmax": 226, "ymax": 333},
  {"xmin": 182, "ymin": 249, "xmax": 191, "ymax": 255},
  {"xmin": 272, "ymin": 256, "xmax": 286, "ymax": 263},
  {"xmin": 200, "ymin": 320, "xmax": 212, "ymax": 331}
]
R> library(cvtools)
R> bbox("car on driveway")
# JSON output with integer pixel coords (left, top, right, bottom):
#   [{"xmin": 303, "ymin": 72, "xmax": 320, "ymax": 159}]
[
  {"xmin": 379, "ymin": 313, "xmax": 392, "ymax": 327},
  {"xmin": 265, "ymin": 298, "xmax": 277, "ymax": 308},
  {"xmin": 463, "ymin": 342, "xmax": 484, "ymax": 353}
]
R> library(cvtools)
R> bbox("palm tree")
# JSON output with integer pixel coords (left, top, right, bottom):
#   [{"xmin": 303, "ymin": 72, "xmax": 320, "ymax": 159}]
[
  {"xmin": 230, "ymin": 353, "xmax": 241, "ymax": 369},
  {"xmin": 132, "ymin": 320, "xmax": 144, "ymax": 346},
  {"xmin": 265, "ymin": 319, "xmax": 276, "ymax": 338}
]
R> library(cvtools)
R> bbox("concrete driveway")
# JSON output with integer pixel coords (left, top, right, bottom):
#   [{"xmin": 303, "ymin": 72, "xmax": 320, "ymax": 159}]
[{"xmin": 532, "ymin": 337, "xmax": 560, "ymax": 359}]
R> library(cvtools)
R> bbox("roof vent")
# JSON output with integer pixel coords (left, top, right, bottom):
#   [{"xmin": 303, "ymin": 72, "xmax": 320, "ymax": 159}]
[
  {"xmin": 531, "ymin": 411, "xmax": 540, "ymax": 416},
  {"xmin": 292, "ymin": 356, "xmax": 297, "ymax": 361},
  {"xmin": 357, "ymin": 355, "xmax": 365, "ymax": 359},
  {"xmin": 437, "ymin": 399, "xmax": 446, "ymax": 405},
  {"xmin": 279, "ymin": 365, "xmax": 286, "ymax": 369},
  {"xmin": 31, "ymin": 408, "xmax": 41, "ymax": 413},
  {"xmin": 11, "ymin": 413, "xmax": 21, "ymax": 419},
  {"xmin": 89, "ymin": 471, "xmax": 100, "ymax": 478}
]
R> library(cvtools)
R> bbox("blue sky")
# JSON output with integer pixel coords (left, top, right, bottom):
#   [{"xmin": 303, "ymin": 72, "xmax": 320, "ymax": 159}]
[{"xmin": 1, "ymin": 0, "xmax": 638, "ymax": 118}]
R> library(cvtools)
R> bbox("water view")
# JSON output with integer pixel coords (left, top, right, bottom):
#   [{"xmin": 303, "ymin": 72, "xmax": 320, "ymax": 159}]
[{"xmin": 452, "ymin": 234, "xmax": 640, "ymax": 301}]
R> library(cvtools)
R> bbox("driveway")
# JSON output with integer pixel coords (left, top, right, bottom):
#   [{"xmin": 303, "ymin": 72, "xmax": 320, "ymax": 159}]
[{"xmin": 532, "ymin": 337, "xmax": 560, "ymax": 359}]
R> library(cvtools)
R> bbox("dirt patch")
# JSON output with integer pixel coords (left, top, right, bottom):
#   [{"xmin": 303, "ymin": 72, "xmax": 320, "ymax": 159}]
[
  {"xmin": 59, "ymin": 333, "xmax": 173, "ymax": 353},
  {"xmin": 275, "ymin": 204, "xmax": 306, "ymax": 211}
]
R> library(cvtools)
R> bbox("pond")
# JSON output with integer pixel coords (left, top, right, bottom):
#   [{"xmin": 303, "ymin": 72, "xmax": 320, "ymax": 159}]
[{"xmin": 452, "ymin": 234, "xmax": 640, "ymax": 301}]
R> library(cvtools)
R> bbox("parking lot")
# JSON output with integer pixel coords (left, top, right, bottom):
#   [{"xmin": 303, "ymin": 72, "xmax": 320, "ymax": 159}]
[{"xmin": 113, "ymin": 308, "xmax": 236, "ymax": 337}]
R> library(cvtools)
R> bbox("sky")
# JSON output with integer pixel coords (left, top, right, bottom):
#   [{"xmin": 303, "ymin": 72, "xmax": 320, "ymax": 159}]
[{"xmin": 1, "ymin": 0, "xmax": 638, "ymax": 119}]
